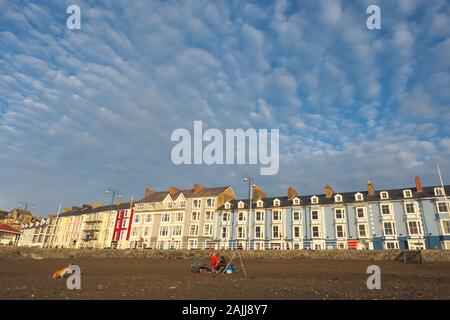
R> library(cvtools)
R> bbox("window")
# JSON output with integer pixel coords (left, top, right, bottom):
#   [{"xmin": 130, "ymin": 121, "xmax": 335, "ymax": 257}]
[
  {"xmin": 381, "ymin": 204, "xmax": 391, "ymax": 215},
  {"xmin": 256, "ymin": 200, "xmax": 264, "ymax": 208},
  {"xmin": 255, "ymin": 226, "xmax": 263, "ymax": 239},
  {"xmin": 206, "ymin": 198, "xmax": 215, "ymax": 208},
  {"xmin": 272, "ymin": 210, "xmax": 281, "ymax": 221},
  {"xmin": 161, "ymin": 213, "xmax": 170, "ymax": 222},
  {"xmin": 174, "ymin": 212, "xmax": 184, "ymax": 222},
  {"xmin": 255, "ymin": 211, "xmax": 264, "ymax": 222},
  {"xmin": 407, "ymin": 221, "xmax": 421, "ymax": 236},
  {"xmin": 159, "ymin": 226, "xmax": 169, "ymax": 236},
  {"xmin": 122, "ymin": 220, "xmax": 128, "ymax": 228},
  {"xmin": 120, "ymin": 230, "xmax": 126, "ymax": 240},
  {"xmin": 380, "ymin": 191, "xmax": 389, "ymax": 200},
  {"xmin": 203, "ymin": 224, "xmax": 213, "ymax": 236},
  {"xmin": 334, "ymin": 194, "xmax": 342, "ymax": 202},
  {"xmin": 355, "ymin": 193, "xmax": 364, "ymax": 201},
  {"xmin": 225, "ymin": 202, "xmax": 231, "ymax": 209},
  {"xmin": 221, "ymin": 227, "xmax": 228, "ymax": 238},
  {"xmin": 434, "ymin": 187, "xmax": 444, "ymax": 196},
  {"xmin": 312, "ymin": 226, "xmax": 320, "ymax": 238},
  {"xmin": 437, "ymin": 202, "xmax": 449, "ymax": 213},
  {"xmin": 134, "ymin": 215, "xmax": 140, "ymax": 223},
  {"xmin": 172, "ymin": 226, "xmax": 182, "ymax": 236},
  {"xmin": 311, "ymin": 196, "xmax": 319, "ymax": 204},
  {"xmin": 442, "ymin": 220, "xmax": 450, "ymax": 235},
  {"xmin": 272, "ymin": 225, "xmax": 280, "ymax": 238},
  {"xmin": 145, "ymin": 214, "xmax": 152, "ymax": 223},
  {"xmin": 178, "ymin": 201, "xmax": 186, "ymax": 208},
  {"xmin": 188, "ymin": 239, "xmax": 198, "ymax": 249},
  {"xmin": 238, "ymin": 201, "xmax": 245, "ymax": 208},
  {"xmin": 311, "ymin": 210, "xmax": 319, "ymax": 220},
  {"xmin": 293, "ymin": 211, "xmax": 301, "ymax": 221},
  {"xmin": 293, "ymin": 226, "xmax": 301, "ymax": 238},
  {"xmin": 383, "ymin": 222, "xmax": 396, "ymax": 236},
  {"xmin": 273, "ymin": 199, "xmax": 280, "ymax": 206},
  {"xmin": 293, "ymin": 198, "xmax": 300, "ymax": 205},
  {"xmin": 222, "ymin": 212, "xmax": 230, "ymax": 222},
  {"xmin": 237, "ymin": 226, "xmax": 246, "ymax": 239},
  {"xmin": 238, "ymin": 212, "xmax": 246, "ymax": 222},
  {"xmin": 191, "ymin": 211, "xmax": 200, "ymax": 221},
  {"xmin": 193, "ymin": 199, "xmax": 202, "ymax": 208},
  {"xmin": 405, "ymin": 203, "xmax": 416, "ymax": 214},
  {"xmin": 205, "ymin": 211, "xmax": 214, "ymax": 221},
  {"xmin": 336, "ymin": 225, "xmax": 346, "ymax": 238},
  {"xmin": 385, "ymin": 241, "xmax": 399, "ymax": 250},
  {"xmin": 335, "ymin": 208, "xmax": 344, "ymax": 220},
  {"xmin": 189, "ymin": 224, "xmax": 199, "ymax": 236},
  {"xmin": 356, "ymin": 208, "xmax": 365, "ymax": 219},
  {"xmin": 403, "ymin": 190, "xmax": 412, "ymax": 198},
  {"xmin": 358, "ymin": 224, "xmax": 367, "ymax": 238}
]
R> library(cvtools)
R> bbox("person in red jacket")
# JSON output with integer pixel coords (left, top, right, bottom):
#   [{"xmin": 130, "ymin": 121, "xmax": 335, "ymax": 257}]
[{"xmin": 209, "ymin": 252, "xmax": 219, "ymax": 273}]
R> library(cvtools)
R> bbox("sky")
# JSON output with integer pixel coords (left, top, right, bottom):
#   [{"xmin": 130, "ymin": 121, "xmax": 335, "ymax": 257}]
[{"xmin": 0, "ymin": 0, "xmax": 449, "ymax": 215}]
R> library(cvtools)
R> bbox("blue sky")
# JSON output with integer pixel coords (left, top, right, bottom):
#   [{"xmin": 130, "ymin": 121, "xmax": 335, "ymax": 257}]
[{"xmin": 0, "ymin": 0, "xmax": 449, "ymax": 215}]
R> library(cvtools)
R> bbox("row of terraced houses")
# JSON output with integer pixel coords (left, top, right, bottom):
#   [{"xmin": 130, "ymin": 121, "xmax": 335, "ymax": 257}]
[{"xmin": 15, "ymin": 177, "xmax": 450, "ymax": 251}]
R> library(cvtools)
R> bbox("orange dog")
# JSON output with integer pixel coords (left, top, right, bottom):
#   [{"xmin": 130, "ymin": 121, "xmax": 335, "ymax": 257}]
[{"xmin": 51, "ymin": 265, "xmax": 69, "ymax": 279}]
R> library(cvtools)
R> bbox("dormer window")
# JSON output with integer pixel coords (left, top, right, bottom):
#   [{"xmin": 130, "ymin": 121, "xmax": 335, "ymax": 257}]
[
  {"xmin": 256, "ymin": 200, "xmax": 264, "ymax": 208},
  {"xmin": 293, "ymin": 197, "xmax": 300, "ymax": 205},
  {"xmin": 311, "ymin": 196, "xmax": 319, "ymax": 204},
  {"xmin": 403, "ymin": 190, "xmax": 412, "ymax": 198},
  {"xmin": 380, "ymin": 191, "xmax": 389, "ymax": 200},
  {"xmin": 434, "ymin": 187, "xmax": 444, "ymax": 196},
  {"xmin": 238, "ymin": 201, "xmax": 245, "ymax": 209},
  {"xmin": 334, "ymin": 194, "xmax": 342, "ymax": 203},
  {"xmin": 355, "ymin": 193, "xmax": 364, "ymax": 201},
  {"xmin": 273, "ymin": 199, "xmax": 280, "ymax": 207},
  {"xmin": 224, "ymin": 202, "xmax": 231, "ymax": 209}
]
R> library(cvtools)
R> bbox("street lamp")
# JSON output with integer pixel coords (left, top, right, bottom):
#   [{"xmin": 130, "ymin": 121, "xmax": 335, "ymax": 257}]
[
  {"xmin": 243, "ymin": 175, "xmax": 256, "ymax": 250},
  {"xmin": 105, "ymin": 188, "xmax": 122, "ymax": 205},
  {"xmin": 17, "ymin": 202, "xmax": 35, "ymax": 212}
]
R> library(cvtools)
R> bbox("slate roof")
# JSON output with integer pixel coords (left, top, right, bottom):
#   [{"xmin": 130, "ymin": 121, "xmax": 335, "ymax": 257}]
[
  {"xmin": 137, "ymin": 186, "xmax": 231, "ymax": 203},
  {"xmin": 218, "ymin": 185, "xmax": 450, "ymax": 210},
  {"xmin": 58, "ymin": 202, "xmax": 131, "ymax": 218}
]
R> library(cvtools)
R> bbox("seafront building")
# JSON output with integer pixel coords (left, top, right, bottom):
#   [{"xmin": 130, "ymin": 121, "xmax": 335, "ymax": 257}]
[{"xmin": 12, "ymin": 177, "xmax": 450, "ymax": 250}]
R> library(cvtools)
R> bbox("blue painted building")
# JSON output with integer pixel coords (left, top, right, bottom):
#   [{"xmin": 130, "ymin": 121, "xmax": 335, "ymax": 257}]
[{"xmin": 215, "ymin": 178, "xmax": 450, "ymax": 250}]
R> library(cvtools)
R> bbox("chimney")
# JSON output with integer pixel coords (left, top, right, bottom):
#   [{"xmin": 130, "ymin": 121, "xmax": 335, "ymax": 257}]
[
  {"xmin": 72, "ymin": 206, "xmax": 81, "ymax": 211},
  {"xmin": 168, "ymin": 186, "xmax": 180, "ymax": 195},
  {"xmin": 368, "ymin": 180, "xmax": 375, "ymax": 196},
  {"xmin": 82, "ymin": 204, "xmax": 92, "ymax": 210},
  {"xmin": 144, "ymin": 187, "xmax": 154, "ymax": 197},
  {"xmin": 252, "ymin": 185, "xmax": 266, "ymax": 201},
  {"xmin": 116, "ymin": 199, "xmax": 124, "ymax": 205},
  {"xmin": 92, "ymin": 202, "xmax": 102, "ymax": 209},
  {"xmin": 324, "ymin": 185, "xmax": 334, "ymax": 198},
  {"xmin": 193, "ymin": 183, "xmax": 204, "ymax": 193},
  {"xmin": 288, "ymin": 186, "xmax": 299, "ymax": 200},
  {"xmin": 63, "ymin": 208, "xmax": 71, "ymax": 213},
  {"xmin": 415, "ymin": 176, "xmax": 423, "ymax": 193}
]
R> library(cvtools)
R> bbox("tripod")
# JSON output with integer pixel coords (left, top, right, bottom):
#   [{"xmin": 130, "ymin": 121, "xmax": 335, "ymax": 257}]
[{"xmin": 221, "ymin": 250, "xmax": 247, "ymax": 277}]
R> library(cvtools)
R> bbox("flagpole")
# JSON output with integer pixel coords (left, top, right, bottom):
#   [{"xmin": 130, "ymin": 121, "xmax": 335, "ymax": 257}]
[{"xmin": 437, "ymin": 164, "xmax": 450, "ymax": 211}]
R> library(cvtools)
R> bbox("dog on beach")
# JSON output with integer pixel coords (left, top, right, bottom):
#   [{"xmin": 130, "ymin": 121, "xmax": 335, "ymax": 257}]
[{"xmin": 50, "ymin": 265, "xmax": 70, "ymax": 279}]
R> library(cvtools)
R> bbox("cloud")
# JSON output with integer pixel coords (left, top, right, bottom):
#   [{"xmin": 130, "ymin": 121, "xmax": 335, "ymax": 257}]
[{"xmin": 0, "ymin": 0, "xmax": 448, "ymax": 214}]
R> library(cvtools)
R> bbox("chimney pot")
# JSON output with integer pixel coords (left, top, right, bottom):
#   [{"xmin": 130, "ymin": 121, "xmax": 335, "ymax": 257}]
[
  {"xmin": 144, "ymin": 187, "xmax": 155, "ymax": 197},
  {"xmin": 415, "ymin": 176, "xmax": 423, "ymax": 192},
  {"xmin": 368, "ymin": 180, "xmax": 375, "ymax": 196},
  {"xmin": 288, "ymin": 186, "xmax": 299, "ymax": 200},
  {"xmin": 324, "ymin": 185, "xmax": 334, "ymax": 198}
]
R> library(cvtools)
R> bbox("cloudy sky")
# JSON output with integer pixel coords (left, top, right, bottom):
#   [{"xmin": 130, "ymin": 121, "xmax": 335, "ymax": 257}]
[{"xmin": 0, "ymin": 0, "xmax": 449, "ymax": 215}]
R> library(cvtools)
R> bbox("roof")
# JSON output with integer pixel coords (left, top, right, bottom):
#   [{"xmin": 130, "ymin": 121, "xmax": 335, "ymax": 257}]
[
  {"xmin": 137, "ymin": 186, "xmax": 231, "ymax": 203},
  {"xmin": 58, "ymin": 202, "xmax": 132, "ymax": 218},
  {"xmin": 0, "ymin": 224, "xmax": 21, "ymax": 234},
  {"xmin": 219, "ymin": 185, "xmax": 450, "ymax": 209}
]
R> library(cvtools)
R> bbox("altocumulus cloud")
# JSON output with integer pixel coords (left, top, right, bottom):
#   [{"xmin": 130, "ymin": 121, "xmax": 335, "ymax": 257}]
[{"xmin": 0, "ymin": 0, "xmax": 449, "ymax": 214}]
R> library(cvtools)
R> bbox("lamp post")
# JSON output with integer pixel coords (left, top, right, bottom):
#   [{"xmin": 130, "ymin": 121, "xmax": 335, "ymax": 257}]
[
  {"xmin": 243, "ymin": 175, "xmax": 256, "ymax": 250},
  {"xmin": 105, "ymin": 188, "xmax": 122, "ymax": 205}
]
